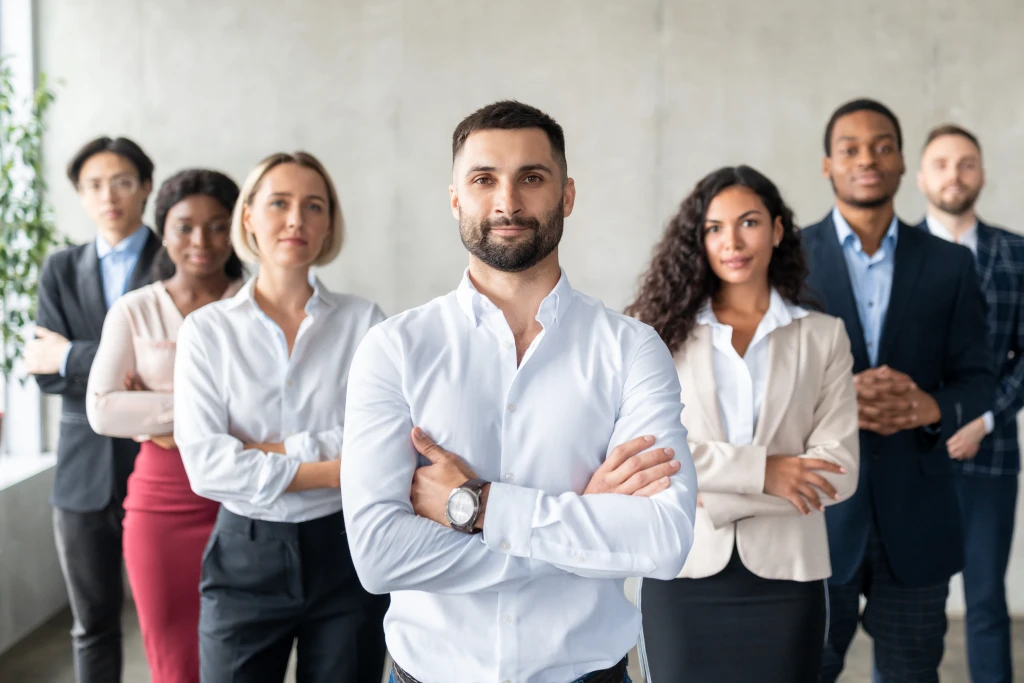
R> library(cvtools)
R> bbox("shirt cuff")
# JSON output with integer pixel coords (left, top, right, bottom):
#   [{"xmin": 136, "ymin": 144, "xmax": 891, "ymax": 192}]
[
  {"xmin": 983, "ymin": 411, "xmax": 995, "ymax": 435},
  {"xmin": 482, "ymin": 482, "xmax": 540, "ymax": 559},
  {"xmin": 58, "ymin": 342, "xmax": 73, "ymax": 377}
]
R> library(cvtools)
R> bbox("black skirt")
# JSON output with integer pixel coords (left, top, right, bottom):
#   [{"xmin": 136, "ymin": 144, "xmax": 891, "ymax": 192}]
[{"xmin": 639, "ymin": 547, "xmax": 827, "ymax": 683}]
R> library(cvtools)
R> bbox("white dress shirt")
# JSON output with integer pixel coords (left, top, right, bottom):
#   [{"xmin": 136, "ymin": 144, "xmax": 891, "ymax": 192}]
[
  {"xmin": 174, "ymin": 276, "xmax": 385, "ymax": 522},
  {"xmin": 696, "ymin": 289, "xmax": 809, "ymax": 445},
  {"xmin": 925, "ymin": 215, "xmax": 994, "ymax": 434},
  {"xmin": 341, "ymin": 269, "xmax": 698, "ymax": 683}
]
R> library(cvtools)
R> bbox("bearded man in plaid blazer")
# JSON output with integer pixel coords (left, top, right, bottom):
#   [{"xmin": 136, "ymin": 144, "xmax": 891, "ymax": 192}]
[{"xmin": 917, "ymin": 123, "xmax": 1023, "ymax": 683}]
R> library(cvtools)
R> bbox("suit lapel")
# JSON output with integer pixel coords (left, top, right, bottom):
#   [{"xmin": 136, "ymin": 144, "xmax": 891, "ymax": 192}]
[
  {"xmin": 753, "ymin": 320, "xmax": 799, "ymax": 446},
  {"xmin": 877, "ymin": 222, "xmax": 925, "ymax": 365},
  {"xmin": 918, "ymin": 217, "xmax": 995, "ymax": 290},
  {"xmin": 683, "ymin": 326, "xmax": 727, "ymax": 441},
  {"xmin": 974, "ymin": 223, "xmax": 998, "ymax": 292},
  {"xmin": 75, "ymin": 242, "xmax": 108, "ymax": 334},
  {"xmin": 127, "ymin": 229, "xmax": 160, "ymax": 292},
  {"xmin": 811, "ymin": 216, "xmax": 870, "ymax": 369}
]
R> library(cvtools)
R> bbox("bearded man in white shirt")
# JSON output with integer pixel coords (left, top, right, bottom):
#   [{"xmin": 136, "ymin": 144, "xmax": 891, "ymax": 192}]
[{"xmin": 341, "ymin": 100, "xmax": 698, "ymax": 683}]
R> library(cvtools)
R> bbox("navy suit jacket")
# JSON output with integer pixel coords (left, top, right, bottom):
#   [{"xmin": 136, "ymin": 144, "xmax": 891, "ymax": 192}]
[
  {"xmin": 802, "ymin": 214, "xmax": 994, "ymax": 587},
  {"xmin": 916, "ymin": 219, "xmax": 1024, "ymax": 477},
  {"xmin": 34, "ymin": 231, "xmax": 161, "ymax": 512}
]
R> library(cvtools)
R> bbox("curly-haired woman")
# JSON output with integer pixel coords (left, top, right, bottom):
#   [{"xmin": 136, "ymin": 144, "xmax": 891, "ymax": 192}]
[{"xmin": 626, "ymin": 166, "xmax": 860, "ymax": 682}]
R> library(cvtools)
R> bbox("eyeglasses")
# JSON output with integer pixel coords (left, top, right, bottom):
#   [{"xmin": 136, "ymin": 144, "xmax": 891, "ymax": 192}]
[{"xmin": 78, "ymin": 175, "xmax": 140, "ymax": 197}]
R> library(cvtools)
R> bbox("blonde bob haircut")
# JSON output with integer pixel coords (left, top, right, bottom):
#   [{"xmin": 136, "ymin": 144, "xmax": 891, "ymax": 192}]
[{"xmin": 230, "ymin": 151, "xmax": 344, "ymax": 266}]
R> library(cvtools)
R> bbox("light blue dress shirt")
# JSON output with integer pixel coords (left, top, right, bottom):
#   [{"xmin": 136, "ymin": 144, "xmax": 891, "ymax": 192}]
[
  {"xmin": 59, "ymin": 225, "xmax": 150, "ymax": 376},
  {"xmin": 832, "ymin": 207, "xmax": 899, "ymax": 367}
]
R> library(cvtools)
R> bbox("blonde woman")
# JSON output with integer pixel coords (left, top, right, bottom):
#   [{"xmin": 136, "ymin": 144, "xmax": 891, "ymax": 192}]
[{"xmin": 174, "ymin": 152, "xmax": 388, "ymax": 682}]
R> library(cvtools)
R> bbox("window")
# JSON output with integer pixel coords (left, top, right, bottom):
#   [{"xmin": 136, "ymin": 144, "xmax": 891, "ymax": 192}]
[{"xmin": 0, "ymin": 0, "xmax": 46, "ymax": 461}]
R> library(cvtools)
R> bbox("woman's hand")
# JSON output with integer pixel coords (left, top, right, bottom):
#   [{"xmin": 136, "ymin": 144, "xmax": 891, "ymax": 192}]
[
  {"xmin": 763, "ymin": 455, "xmax": 846, "ymax": 514},
  {"xmin": 123, "ymin": 371, "xmax": 149, "ymax": 392}
]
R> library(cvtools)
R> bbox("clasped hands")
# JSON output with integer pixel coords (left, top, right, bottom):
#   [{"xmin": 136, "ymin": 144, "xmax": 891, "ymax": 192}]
[
  {"xmin": 854, "ymin": 365, "xmax": 985, "ymax": 460},
  {"xmin": 409, "ymin": 427, "xmax": 681, "ymax": 529},
  {"xmin": 854, "ymin": 365, "xmax": 940, "ymax": 437}
]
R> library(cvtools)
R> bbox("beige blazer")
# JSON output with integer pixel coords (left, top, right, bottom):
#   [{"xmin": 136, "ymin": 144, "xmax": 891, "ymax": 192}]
[{"xmin": 676, "ymin": 310, "xmax": 859, "ymax": 582}]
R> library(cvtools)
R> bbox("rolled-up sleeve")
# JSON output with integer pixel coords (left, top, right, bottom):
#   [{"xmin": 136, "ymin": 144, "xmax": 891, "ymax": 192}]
[
  {"xmin": 284, "ymin": 429, "xmax": 344, "ymax": 463},
  {"xmin": 481, "ymin": 330, "xmax": 698, "ymax": 580},
  {"xmin": 174, "ymin": 316, "xmax": 299, "ymax": 507}
]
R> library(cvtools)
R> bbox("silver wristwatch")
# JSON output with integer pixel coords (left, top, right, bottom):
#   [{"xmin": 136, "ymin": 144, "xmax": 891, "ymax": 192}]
[{"xmin": 445, "ymin": 478, "xmax": 487, "ymax": 534}]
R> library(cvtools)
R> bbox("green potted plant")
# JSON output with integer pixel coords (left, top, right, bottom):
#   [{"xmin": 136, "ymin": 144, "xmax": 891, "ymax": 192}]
[{"xmin": 0, "ymin": 57, "xmax": 63, "ymax": 449}]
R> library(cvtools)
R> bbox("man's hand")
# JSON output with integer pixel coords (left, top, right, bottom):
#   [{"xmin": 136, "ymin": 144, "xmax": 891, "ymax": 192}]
[
  {"xmin": 763, "ymin": 455, "xmax": 846, "ymax": 514},
  {"xmin": 410, "ymin": 427, "xmax": 482, "ymax": 528},
  {"xmin": 947, "ymin": 416, "xmax": 987, "ymax": 461},
  {"xmin": 855, "ymin": 366, "xmax": 940, "ymax": 436},
  {"xmin": 583, "ymin": 435, "xmax": 679, "ymax": 497},
  {"xmin": 24, "ymin": 327, "xmax": 71, "ymax": 376}
]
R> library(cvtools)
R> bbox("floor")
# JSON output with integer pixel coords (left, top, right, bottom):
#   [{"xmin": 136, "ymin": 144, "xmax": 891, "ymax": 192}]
[{"xmin": 0, "ymin": 605, "xmax": 1019, "ymax": 682}]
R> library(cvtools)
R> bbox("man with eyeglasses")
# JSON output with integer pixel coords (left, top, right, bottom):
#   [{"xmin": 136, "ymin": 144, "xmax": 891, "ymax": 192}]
[{"xmin": 26, "ymin": 136, "xmax": 161, "ymax": 683}]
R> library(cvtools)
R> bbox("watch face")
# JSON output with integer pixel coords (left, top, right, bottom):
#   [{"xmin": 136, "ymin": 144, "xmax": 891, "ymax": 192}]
[{"xmin": 447, "ymin": 489, "xmax": 476, "ymax": 526}]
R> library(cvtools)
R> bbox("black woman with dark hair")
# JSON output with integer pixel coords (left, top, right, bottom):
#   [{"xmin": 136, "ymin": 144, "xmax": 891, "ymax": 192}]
[{"xmin": 86, "ymin": 168, "xmax": 245, "ymax": 683}]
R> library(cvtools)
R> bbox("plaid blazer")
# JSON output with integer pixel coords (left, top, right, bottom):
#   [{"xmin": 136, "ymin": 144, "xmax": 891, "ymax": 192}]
[{"xmin": 918, "ymin": 220, "xmax": 1024, "ymax": 476}]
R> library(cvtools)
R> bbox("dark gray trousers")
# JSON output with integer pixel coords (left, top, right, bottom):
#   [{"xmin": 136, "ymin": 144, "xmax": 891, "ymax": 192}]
[
  {"xmin": 199, "ymin": 507, "xmax": 389, "ymax": 683},
  {"xmin": 52, "ymin": 502, "xmax": 125, "ymax": 683}
]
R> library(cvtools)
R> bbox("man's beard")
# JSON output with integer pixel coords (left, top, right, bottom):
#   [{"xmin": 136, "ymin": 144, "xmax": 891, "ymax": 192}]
[
  {"xmin": 830, "ymin": 177, "xmax": 894, "ymax": 209},
  {"xmin": 460, "ymin": 200, "xmax": 564, "ymax": 273},
  {"xmin": 929, "ymin": 186, "xmax": 980, "ymax": 217}
]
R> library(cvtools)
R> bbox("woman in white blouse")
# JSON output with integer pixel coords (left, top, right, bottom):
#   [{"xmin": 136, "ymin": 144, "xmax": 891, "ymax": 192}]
[
  {"xmin": 173, "ymin": 152, "xmax": 388, "ymax": 683},
  {"xmin": 625, "ymin": 166, "xmax": 859, "ymax": 682},
  {"xmin": 87, "ymin": 168, "xmax": 245, "ymax": 683}
]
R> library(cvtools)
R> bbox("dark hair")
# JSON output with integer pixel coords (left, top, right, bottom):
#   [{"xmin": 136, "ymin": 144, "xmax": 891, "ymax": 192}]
[
  {"xmin": 625, "ymin": 166, "xmax": 808, "ymax": 354},
  {"xmin": 824, "ymin": 99, "xmax": 903, "ymax": 156},
  {"xmin": 152, "ymin": 169, "xmax": 244, "ymax": 281},
  {"xmin": 923, "ymin": 123, "xmax": 982, "ymax": 156},
  {"xmin": 452, "ymin": 100, "xmax": 567, "ymax": 175},
  {"xmin": 66, "ymin": 136, "xmax": 154, "ymax": 186}
]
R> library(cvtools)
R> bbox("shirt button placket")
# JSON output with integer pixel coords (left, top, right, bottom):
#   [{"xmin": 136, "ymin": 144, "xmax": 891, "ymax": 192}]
[{"xmin": 496, "ymin": 592, "xmax": 518, "ymax": 683}]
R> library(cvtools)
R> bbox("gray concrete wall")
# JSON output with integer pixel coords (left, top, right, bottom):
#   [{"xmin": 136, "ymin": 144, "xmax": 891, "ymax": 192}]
[{"xmin": 37, "ymin": 0, "xmax": 1024, "ymax": 615}]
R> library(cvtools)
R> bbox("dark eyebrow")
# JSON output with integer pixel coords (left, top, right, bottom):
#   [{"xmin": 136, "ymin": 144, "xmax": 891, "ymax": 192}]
[
  {"xmin": 519, "ymin": 164, "xmax": 553, "ymax": 175},
  {"xmin": 837, "ymin": 133, "xmax": 897, "ymax": 144},
  {"xmin": 705, "ymin": 209, "xmax": 761, "ymax": 224},
  {"xmin": 465, "ymin": 163, "xmax": 554, "ymax": 177},
  {"xmin": 82, "ymin": 171, "xmax": 135, "ymax": 182}
]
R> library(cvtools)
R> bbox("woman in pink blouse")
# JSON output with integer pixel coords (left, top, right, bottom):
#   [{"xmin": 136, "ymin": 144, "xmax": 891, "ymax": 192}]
[{"xmin": 86, "ymin": 169, "xmax": 245, "ymax": 683}]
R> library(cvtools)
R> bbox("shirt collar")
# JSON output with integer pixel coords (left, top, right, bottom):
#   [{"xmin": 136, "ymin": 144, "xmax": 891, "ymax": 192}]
[
  {"xmin": 925, "ymin": 215, "xmax": 978, "ymax": 247},
  {"xmin": 96, "ymin": 225, "xmax": 149, "ymax": 260},
  {"xmin": 227, "ymin": 271, "xmax": 334, "ymax": 314},
  {"xmin": 696, "ymin": 288, "xmax": 809, "ymax": 331},
  {"xmin": 832, "ymin": 206, "xmax": 899, "ymax": 253},
  {"xmin": 456, "ymin": 268, "xmax": 574, "ymax": 328}
]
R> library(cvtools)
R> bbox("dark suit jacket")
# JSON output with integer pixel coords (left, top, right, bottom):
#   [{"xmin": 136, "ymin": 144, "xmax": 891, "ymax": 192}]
[
  {"xmin": 916, "ymin": 219, "xmax": 1024, "ymax": 477},
  {"xmin": 35, "ymin": 231, "xmax": 161, "ymax": 512},
  {"xmin": 802, "ymin": 213, "xmax": 994, "ymax": 587}
]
